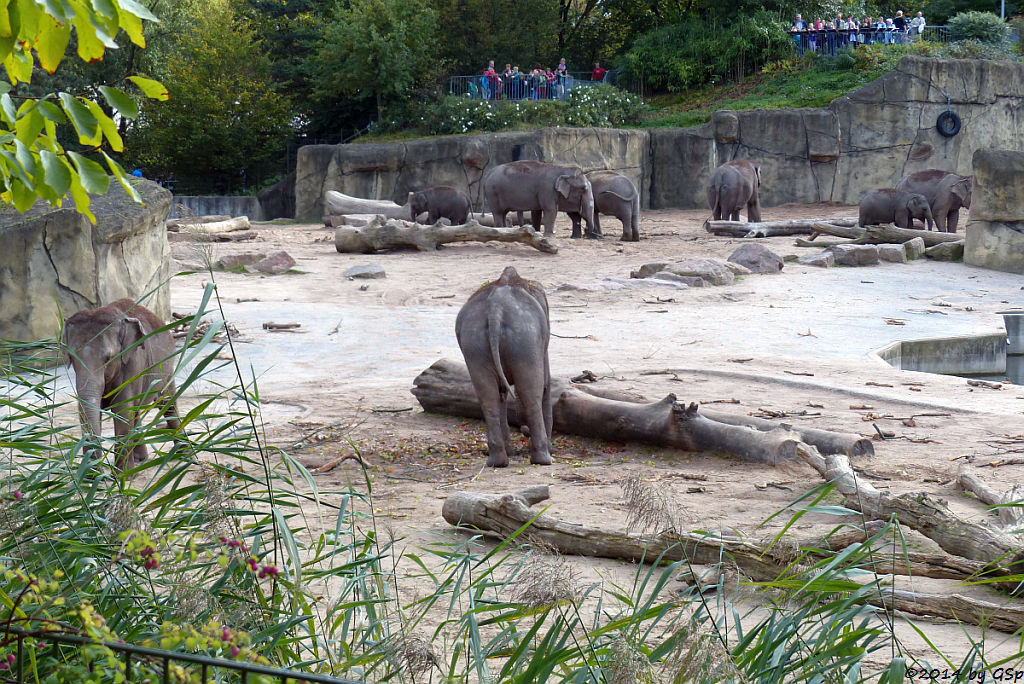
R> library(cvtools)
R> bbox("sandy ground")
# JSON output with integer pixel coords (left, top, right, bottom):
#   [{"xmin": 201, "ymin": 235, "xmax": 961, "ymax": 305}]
[{"xmin": 166, "ymin": 204, "xmax": 1024, "ymax": 674}]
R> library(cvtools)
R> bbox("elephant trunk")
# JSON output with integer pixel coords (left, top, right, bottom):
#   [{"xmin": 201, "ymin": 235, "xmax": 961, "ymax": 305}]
[
  {"xmin": 75, "ymin": 370, "xmax": 104, "ymax": 440},
  {"xmin": 925, "ymin": 206, "xmax": 936, "ymax": 231}
]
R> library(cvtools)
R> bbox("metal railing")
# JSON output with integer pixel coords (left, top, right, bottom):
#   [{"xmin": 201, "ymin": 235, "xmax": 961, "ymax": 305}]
[
  {"xmin": 791, "ymin": 25, "xmax": 950, "ymax": 56},
  {"xmin": 447, "ymin": 71, "xmax": 612, "ymax": 100},
  {"xmin": 1, "ymin": 627, "xmax": 367, "ymax": 684}
]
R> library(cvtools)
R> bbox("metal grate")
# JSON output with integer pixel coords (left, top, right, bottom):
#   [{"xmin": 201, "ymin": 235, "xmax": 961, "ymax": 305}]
[{"xmin": 2, "ymin": 628, "xmax": 368, "ymax": 684}]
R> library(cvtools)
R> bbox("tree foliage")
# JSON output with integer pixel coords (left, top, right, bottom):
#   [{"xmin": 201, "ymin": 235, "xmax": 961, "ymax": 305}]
[
  {"xmin": 122, "ymin": 0, "xmax": 292, "ymax": 195},
  {"xmin": 946, "ymin": 10, "xmax": 1014, "ymax": 42},
  {"xmin": 1, "ymin": 0, "xmax": 165, "ymax": 220},
  {"xmin": 311, "ymin": 0, "xmax": 440, "ymax": 127}
]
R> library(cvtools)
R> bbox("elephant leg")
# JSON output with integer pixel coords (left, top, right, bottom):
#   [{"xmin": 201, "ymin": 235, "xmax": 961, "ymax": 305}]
[
  {"xmin": 747, "ymin": 196, "xmax": 762, "ymax": 223},
  {"xmin": 586, "ymin": 213, "xmax": 602, "ymax": 239},
  {"xmin": 568, "ymin": 212, "xmax": 582, "ymax": 239},
  {"xmin": 428, "ymin": 211, "xmax": 440, "ymax": 224},
  {"xmin": 465, "ymin": 368, "xmax": 511, "ymax": 467},
  {"xmin": 516, "ymin": 380, "xmax": 551, "ymax": 466},
  {"xmin": 542, "ymin": 209, "xmax": 556, "ymax": 236},
  {"xmin": 529, "ymin": 210, "xmax": 541, "ymax": 233},
  {"xmin": 729, "ymin": 208, "xmax": 740, "ymax": 221},
  {"xmin": 112, "ymin": 404, "xmax": 145, "ymax": 469},
  {"xmin": 946, "ymin": 209, "xmax": 959, "ymax": 233},
  {"xmin": 494, "ymin": 211, "xmax": 508, "ymax": 228},
  {"xmin": 619, "ymin": 215, "xmax": 631, "ymax": 242}
]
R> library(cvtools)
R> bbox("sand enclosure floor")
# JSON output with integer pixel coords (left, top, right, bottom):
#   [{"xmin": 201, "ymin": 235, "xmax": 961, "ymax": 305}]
[{"xmin": 169, "ymin": 203, "xmax": 1024, "ymax": 673}]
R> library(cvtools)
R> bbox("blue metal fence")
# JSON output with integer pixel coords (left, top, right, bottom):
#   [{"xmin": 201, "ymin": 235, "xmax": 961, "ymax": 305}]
[
  {"xmin": 791, "ymin": 25, "xmax": 950, "ymax": 56},
  {"xmin": 447, "ymin": 71, "xmax": 609, "ymax": 100}
]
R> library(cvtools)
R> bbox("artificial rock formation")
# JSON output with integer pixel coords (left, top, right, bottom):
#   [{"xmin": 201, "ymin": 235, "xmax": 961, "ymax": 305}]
[
  {"xmin": 295, "ymin": 57, "xmax": 1024, "ymax": 222},
  {"xmin": 965, "ymin": 149, "xmax": 1024, "ymax": 274},
  {"xmin": 0, "ymin": 180, "xmax": 172, "ymax": 343}
]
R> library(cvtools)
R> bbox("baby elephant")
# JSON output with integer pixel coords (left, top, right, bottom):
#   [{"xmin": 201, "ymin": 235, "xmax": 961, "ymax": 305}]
[
  {"xmin": 409, "ymin": 186, "xmax": 472, "ymax": 225},
  {"xmin": 62, "ymin": 298, "xmax": 180, "ymax": 469},
  {"xmin": 858, "ymin": 189, "xmax": 934, "ymax": 230},
  {"xmin": 568, "ymin": 170, "xmax": 641, "ymax": 242},
  {"xmin": 706, "ymin": 159, "xmax": 762, "ymax": 223},
  {"xmin": 456, "ymin": 266, "xmax": 552, "ymax": 468}
]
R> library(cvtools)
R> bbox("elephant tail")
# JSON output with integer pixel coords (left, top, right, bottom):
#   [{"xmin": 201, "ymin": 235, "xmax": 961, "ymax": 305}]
[{"xmin": 487, "ymin": 306, "xmax": 513, "ymax": 400}]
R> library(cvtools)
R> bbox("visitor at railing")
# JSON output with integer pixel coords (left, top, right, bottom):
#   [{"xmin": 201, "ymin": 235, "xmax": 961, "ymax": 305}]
[
  {"xmin": 591, "ymin": 61, "xmax": 607, "ymax": 82},
  {"xmin": 790, "ymin": 12, "xmax": 944, "ymax": 56}
]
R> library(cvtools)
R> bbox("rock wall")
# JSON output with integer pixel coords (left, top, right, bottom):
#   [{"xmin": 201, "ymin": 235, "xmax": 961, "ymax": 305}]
[
  {"xmin": 0, "ymin": 180, "xmax": 172, "ymax": 343},
  {"xmin": 294, "ymin": 56, "xmax": 1024, "ymax": 222},
  {"xmin": 964, "ymin": 149, "xmax": 1024, "ymax": 274}
]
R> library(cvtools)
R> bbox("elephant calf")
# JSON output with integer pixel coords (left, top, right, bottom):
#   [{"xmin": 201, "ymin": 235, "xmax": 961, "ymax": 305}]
[
  {"xmin": 409, "ymin": 185, "xmax": 472, "ymax": 225},
  {"xmin": 62, "ymin": 299, "xmax": 181, "ymax": 469},
  {"xmin": 455, "ymin": 266, "xmax": 552, "ymax": 468},
  {"xmin": 858, "ymin": 189, "xmax": 934, "ymax": 230},
  {"xmin": 569, "ymin": 170, "xmax": 641, "ymax": 241},
  {"xmin": 706, "ymin": 159, "xmax": 762, "ymax": 223}
]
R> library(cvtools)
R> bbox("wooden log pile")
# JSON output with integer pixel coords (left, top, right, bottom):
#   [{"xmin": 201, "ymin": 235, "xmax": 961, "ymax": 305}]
[{"xmin": 335, "ymin": 217, "xmax": 557, "ymax": 254}]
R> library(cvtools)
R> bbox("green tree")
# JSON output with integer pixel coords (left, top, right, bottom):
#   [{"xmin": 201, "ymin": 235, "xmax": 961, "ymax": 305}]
[
  {"xmin": 123, "ymin": 0, "xmax": 292, "ymax": 194},
  {"xmin": 312, "ymin": 0, "xmax": 440, "ymax": 125},
  {"xmin": 1, "ymin": 0, "xmax": 166, "ymax": 220}
]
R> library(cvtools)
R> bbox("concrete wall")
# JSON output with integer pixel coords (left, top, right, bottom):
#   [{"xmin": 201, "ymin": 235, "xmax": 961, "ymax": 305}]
[
  {"xmin": 873, "ymin": 332, "xmax": 1007, "ymax": 375},
  {"xmin": 171, "ymin": 196, "xmax": 264, "ymax": 221},
  {"xmin": 295, "ymin": 56, "xmax": 1024, "ymax": 223}
]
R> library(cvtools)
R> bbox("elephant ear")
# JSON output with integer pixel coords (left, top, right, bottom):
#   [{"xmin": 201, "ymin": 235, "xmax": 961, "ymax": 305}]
[
  {"xmin": 555, "ymin": 174, "xmax": 572, "ymax": 199},
  {"xmin": 119, "ymin": 316, "xmax": 149, "ymax": 351}
]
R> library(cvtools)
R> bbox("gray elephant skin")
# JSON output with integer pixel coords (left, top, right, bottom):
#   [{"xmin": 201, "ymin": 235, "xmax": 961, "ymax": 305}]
[
  {"xmin": 706, "ymin": 159, "xmax": 762, "ymax": 222},
  {"xmin": 483, "ymin": 160, "xmax": 596, "ymax": 238},
  {"xmin": 409, "ymin": 185, "xmax": 472, "ymax": 225},
  {"xmin": 62, "ymin": 298, "xmax": 180, "ymax": 469},
  {"xmin": 569, "ymin": 170, "xmax": 641, "ymax": 241},
  {"xmin": 895, "ymin": 169, "xmax": 972, "ymax": 233},
  {"xmin": 455, "ymin": 266, "xmax": 552, "ymax": 468},
  {"xmin": 858, "ymin": 189, "xmax": 935, "ymax": 230}
]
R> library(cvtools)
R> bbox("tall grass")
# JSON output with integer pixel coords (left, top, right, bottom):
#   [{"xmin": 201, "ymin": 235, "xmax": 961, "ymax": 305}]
[{"xmin": 0, "ymin": 282, "xmax": 1005, "ymax": 681}]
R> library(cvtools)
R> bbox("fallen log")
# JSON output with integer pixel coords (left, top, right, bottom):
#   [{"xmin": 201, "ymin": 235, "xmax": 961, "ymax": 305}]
[
  {"xmin": 335, "ymin": 217, "xmax": 557, "ymax": 254},
  {"xmin": 705, "ymin": 217, "xmax": 858, "ymax": 238},
  {"xmin": 878, "ymin": 589, "xmax": 1024, "ymax": 634},
  {"xmin": 167, "ymin": 216, "xmax": 251, "ymax": 234},
  {"xmin": 412, "ymin": 359, "xmax": 871, "ymax": 461},
  {"xmin": 325, "ymin": 190, "xmax": 412, "ymax": 220},
  {"xmin": 167, "ymin": 230, "xmax": 258, "ymax": 243},
  {"xmin": 166, "ymin": 215, "xmax": 231, "ymax": 229},
  {"xmin": 442, "ymin": 487, "xmax": 1022, "ymax": 630},
  {"xmin": 957, "ymin": 463, "xmax": 1024, "ymax": 529},
  {"xmin": 797, "ymin": 445, "xmax": 1024, "ymax": 586},
  {"xmin": 809, "ymin": 222, "xmax": 962, "ymax": 247}
]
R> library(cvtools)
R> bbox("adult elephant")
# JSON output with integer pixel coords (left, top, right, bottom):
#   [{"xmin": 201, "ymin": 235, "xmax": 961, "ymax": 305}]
[
  {"xmin": 895, "ymin": 169, "xmax": 973, "ymax": 233},
  {"xmin": 483, "ymin": 161, "xmax": 596, "ymax": 238},
  {"xmin": 62, "ymin": 299, "xmax": 181, "ymax": 469},
  {"xmin": 456, "ymin": 266, "xmax": 552, "ymax": 468},
  {"xmin": 706, "ymin": 159, "xmax": 762, "ymax": 223},
  {"xmin": 568, "ymin": 170, "xmax": 641, "ymax": 242},
  {"xmin": 858, "ymin": 189, "xmax": 935, "ymax": 230}
]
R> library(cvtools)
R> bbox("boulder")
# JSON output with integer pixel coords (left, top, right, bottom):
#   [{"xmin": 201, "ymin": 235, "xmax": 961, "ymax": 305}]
[
  {"xmin": 630, "ymin": 262, "xmax": 671, "ymax": 279},
  {"xmin": 970, "ymin": 149, "xmax": 1024, "ymax": 223},
  {"xmin": 257, "ymin": 171, "xmax": 296, "ymax": 220},
  {"xmin": 727, "ymin": 243, "xmax": 784, "ymax": 274},
  {"xmin": 663, "ymin": 259, "xmax": 735, "ymax": 286},
  {"xmin": 828, "ymin": 244, "xmax": 879, "ymax": 266},
  {"xmin": 217, "ymin": 252, "xmax": 267, "ymax": 271},
  {"xmin": 904, "ymin": 237, "xmax": 926, "ymax": 260},
  {"xmin": 652, "ymin": 272, "xmax": 704, "ymax": 287},
  {"xmin": 253, "ymin": 251, "xmax": 296, "ymax": 274},
  {"xmin": 722, "ymin": 261, "xmax": 752, "ymax": 276},
  {"xmin": 0, "ymin": 180, "xmax": 171, "ymax": 343},
  {"xmin": 878, "ymin": 244, "xmax": 907, "ymax": 263},
  {"xmin": 924, "ymin": 241, "xmax": 965, "ymax": 261},
  {"xmin": 797, "ymin": 252, "xmax": 835, "ymax": 268},
  {"xmin": 344, "ymin": 264, "xmax": 387, "ymax": 279}
]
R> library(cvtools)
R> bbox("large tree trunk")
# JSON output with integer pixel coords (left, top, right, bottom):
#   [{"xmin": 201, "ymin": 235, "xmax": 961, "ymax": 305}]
[
  {"xmin": 808, "ymin": 222, "xmax": 962, "ymax": 246},
  {"xmin": 324, "ymin": 190, "xmax": 413, "ymax": 220},
  {"xmin": 412, "ymin": 359, "xmax": 873, "ymax": 462},
  {"xmin": 705, "ymin": 217, "xmax": 857, "ymax": 237},
  {"xmin": 441, "ymin": 487, "xmax": 1024, "ymax": 631},
  {"xmin": 336, "ymin": 217, "xmax": 558, "ymax": 254}
]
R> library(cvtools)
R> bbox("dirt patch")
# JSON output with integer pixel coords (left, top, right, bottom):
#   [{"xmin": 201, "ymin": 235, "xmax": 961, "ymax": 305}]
[{"xmin": 170, "ymin": 204, "xmax": 1024, "ymax": 669}]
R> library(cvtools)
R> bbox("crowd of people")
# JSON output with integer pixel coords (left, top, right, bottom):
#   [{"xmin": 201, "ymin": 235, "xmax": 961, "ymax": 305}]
[
  {"xmin": 478, "ymin": 59, "xmax": 609, "ymax": 101},
  {"xmin": 790, "ymin": 10, "xmax": 927, "ymax": 54}
]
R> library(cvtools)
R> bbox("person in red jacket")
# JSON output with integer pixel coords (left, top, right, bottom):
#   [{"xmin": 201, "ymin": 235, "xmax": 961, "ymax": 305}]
[{"xmin": 591, "ymin": 61, "xmax": 607, "ymax": 82}]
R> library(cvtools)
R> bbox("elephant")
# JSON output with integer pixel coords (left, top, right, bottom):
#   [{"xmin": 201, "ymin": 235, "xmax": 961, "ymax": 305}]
[
  {"xmin": 62, "ymin": 298, "xmax": 180, "ymax": 469},
  {"xmin": 409, "ymin": 185, "xmax": 472, "ymax": 225},
  {"xmin": 895, "ymin": 169, "xmax": 973, "ymax": 233},
  {"xmin": 858, "ymin": 189, "xmax": 935, "ymax": 230},
  {"xmin": 483, "ymin": 160, "xmax": 596, "ymax": 238},
  {"xmin": 706, "ymin": 159, "xmax": 762, "ymax": 223},
  {"xmin": 455, "ymin": 266, "xmax": 552, "ymax": 468},
  {"xmin": 568, "ymin": 170, "xmax": 641, "ymax": 241}
]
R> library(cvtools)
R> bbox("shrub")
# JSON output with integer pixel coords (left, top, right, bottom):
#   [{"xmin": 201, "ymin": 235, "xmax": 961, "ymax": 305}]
[
  {"xmin": 946, "ymin": 10, "xmax": 1013, "ymax": 43},
  {"xmin": 938, "ymin": 37, "xmax": 1021, "ymax": 59},
  {"xmin": 851, "ymin": 41, "xmax": 944, "ymax": 75}
]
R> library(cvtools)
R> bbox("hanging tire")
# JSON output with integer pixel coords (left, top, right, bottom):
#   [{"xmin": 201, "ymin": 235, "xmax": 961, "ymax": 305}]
[{"xmin": 936, "ymin": 111, "xmax": 961, "ymax": 138}]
